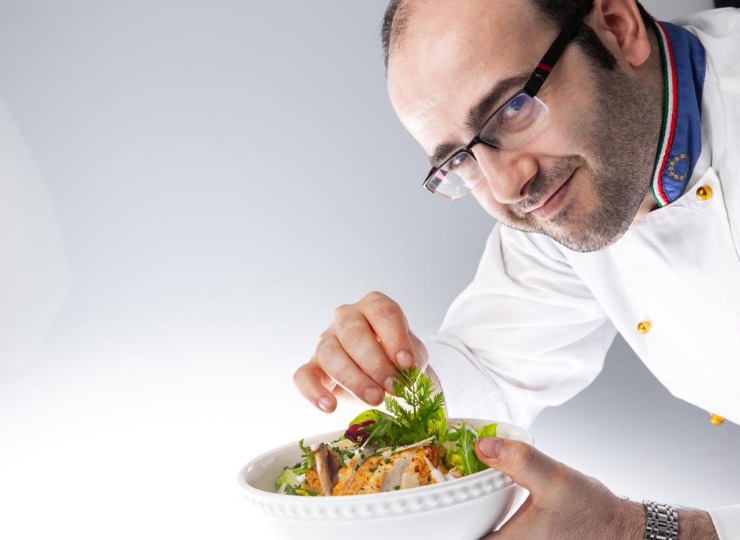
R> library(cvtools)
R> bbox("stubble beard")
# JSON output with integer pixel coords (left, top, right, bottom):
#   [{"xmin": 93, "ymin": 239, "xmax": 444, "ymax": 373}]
[{"xmin": 503, "ymin": 62, "xmax": 663, "ymax": 253}]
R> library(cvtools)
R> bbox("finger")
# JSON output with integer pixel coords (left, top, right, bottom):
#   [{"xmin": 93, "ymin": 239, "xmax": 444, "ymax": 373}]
[
  {"xmin": 315, "ymin": 332, "xmax": 386, "ymax": 406},
  {"xmin": 333, "ymin": 304, "xmax": 405, "ymax": 394},
  {"xmin": 357, "ymin": 292, "xmax": 416, "ymax": 370},
  {"xmin": 409, "ymin": 332, "xmax": 429, "ymax": 373},
  {"xmin": 293, "ymin": 359, "xmax": 339, "ymax": 413},
  {"xmin": 475, "ymin": 438, "xmax": 561, "ymax": 495}
]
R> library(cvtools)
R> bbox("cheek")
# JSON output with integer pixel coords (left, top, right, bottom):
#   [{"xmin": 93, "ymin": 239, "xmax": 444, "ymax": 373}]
[
  {"xmin": 471, "ymin": 185, "xmax": 507, "ymax": 218},
  {"xmin": 536, "ymin": 79, "xmax": 600, "ymax": 154},
  {"xmin": 516, "ymin": 107, "xmax": 596, "ymax": 174},
  {"xmin": 533, "ymin": 104, "xmax": 586, "ymax": 156}
]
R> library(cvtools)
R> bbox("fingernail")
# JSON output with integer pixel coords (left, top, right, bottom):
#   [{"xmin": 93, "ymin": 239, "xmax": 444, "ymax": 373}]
[
  {"xmin": 384, "ymin": 376, "xmax": 396, "ymax": 393},
  {"xmin": 364, "ymin": 386, "xmax": 383, "ymax": 404},
  {"xmin": 396, "ymin": 350, "xmax": 414, "ymax": 369},
  {"xmin": 479, "ymin": 437, "xmax": 503, "ymax": 458},
  {"xmin": 317, "ymin": 396, "xmax": 333, "ymax": 413}
]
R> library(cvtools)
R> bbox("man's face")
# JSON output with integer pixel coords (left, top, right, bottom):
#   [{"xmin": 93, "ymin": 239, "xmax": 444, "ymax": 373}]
[{"xmin": 387, "ymin": 0, "xmax": 660, "ymax": 252}]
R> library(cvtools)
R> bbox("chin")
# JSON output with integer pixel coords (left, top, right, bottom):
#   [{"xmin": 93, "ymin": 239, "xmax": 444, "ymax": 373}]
[
  {"xmin": 552, "ymin": 233, "xmax": 621, "ymax": 253},
  {"xmin": 547, "ymin": 218, "xmax": 632, "ymax": 253},
  {"xmin": 499, "ymin": 197, "xmax": 636, "ymax": 253}
]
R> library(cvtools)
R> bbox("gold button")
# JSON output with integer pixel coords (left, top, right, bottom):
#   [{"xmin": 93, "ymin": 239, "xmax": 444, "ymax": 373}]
[
  {"xmin": 710, "ymin": 414, "xmax": 725, "ymax": 426},
  {"xmin": 637, "ymin": 321, "xmax": 652, "ymax": 334},
  {"xmin": 696, "ymin": 185, "xmax": 713, "ymax": 201}
]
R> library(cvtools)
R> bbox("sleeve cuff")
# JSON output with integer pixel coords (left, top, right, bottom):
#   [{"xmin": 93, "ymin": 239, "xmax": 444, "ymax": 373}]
[{"xmin": 709, "ymin": 504, "xmax": 740, "ymax": 540}]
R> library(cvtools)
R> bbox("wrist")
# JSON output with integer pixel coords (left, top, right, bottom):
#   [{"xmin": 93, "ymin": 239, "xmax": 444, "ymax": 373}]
[
  {"xmin": 678, "ymin": 508, "xmax": 719, "ymax": 540},
  {"xmin": 614, "ymin": 499, "xmax": 646, "ymax": 540}
]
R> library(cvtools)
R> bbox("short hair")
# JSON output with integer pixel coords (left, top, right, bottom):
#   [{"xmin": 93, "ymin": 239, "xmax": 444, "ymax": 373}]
[
  {"xmin": 381, "ymin": 0, "xmax": 410, "ymax": 70},
  {"xmin": 381, "ymin": 0, "xmax": 655, "ymax": 71}
]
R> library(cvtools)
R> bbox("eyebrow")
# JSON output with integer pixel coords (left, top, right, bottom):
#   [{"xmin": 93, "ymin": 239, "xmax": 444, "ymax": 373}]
[{"xmin": 428, "ymin": 72, "xmax": 531, "ymax": 167}]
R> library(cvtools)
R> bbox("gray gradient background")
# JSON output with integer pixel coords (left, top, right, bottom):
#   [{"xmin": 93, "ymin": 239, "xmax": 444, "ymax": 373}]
[{"xmin": 0, "ymin": 1, "xmax": 738, "ymax": 538}]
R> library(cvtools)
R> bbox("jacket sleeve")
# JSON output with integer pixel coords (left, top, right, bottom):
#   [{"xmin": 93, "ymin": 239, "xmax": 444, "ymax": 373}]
[
  {"xmin": 710, "ymin": 505, "xmax": 740, "ymax": 540},
  {"xmin": 423, "ymin": 224, "xmax": 616, "ymax": 428}
]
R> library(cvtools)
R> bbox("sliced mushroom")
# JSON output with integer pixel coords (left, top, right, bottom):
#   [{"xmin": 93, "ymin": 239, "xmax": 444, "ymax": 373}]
[
  {"xmin": 313, "ymin": 445, "xmax": 335, "ymax": 496},
  {"xmin": 379, "ymin": 454, "xmax": 413, "ymax": 492},
  {"xmin": 400, "ymin": 471, "xmax": 421, "ymax": 490}
]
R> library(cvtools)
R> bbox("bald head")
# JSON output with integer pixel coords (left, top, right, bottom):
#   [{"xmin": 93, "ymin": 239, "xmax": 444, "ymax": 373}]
[
  {"xmin": 381, "ymin": 0, "xmax": 547, "ymax": 70},
  {"xmin": 381, "ymin": 0, "xmax": 652, "ymax": 71}
]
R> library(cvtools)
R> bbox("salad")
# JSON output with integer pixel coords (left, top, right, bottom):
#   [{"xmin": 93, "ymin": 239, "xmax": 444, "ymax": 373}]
[{"xmin": 277, "ymin": 368, "xmax": 499, "ymax": 496}]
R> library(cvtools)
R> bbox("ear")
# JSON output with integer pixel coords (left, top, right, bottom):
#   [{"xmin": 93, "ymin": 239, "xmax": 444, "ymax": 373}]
[{"xmin": 589, "ymin": 0, "xmax": 651, "ymax": 68}]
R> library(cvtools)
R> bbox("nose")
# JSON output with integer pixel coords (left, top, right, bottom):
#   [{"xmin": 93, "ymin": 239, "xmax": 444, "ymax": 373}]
[{"xmin": 473, "ymin": 144, "xmax": 536, "ymax": 205}]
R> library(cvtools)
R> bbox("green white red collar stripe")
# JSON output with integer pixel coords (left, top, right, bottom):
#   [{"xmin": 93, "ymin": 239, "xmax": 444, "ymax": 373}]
[{"xmin": 649, "ymin": 21, "xmax": 706, "ymax": 207}]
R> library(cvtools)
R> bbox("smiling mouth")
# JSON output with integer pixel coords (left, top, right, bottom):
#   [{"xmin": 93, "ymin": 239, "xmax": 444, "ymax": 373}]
[{"xmin": 527, "ymin": 169, "xmax": 577, "ymax": 221}]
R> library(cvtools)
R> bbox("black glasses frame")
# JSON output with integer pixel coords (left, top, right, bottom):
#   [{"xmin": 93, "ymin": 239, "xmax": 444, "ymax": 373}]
[{"xmin": 422, "ymin": 2, "xmax": 592, "ymax": 197}]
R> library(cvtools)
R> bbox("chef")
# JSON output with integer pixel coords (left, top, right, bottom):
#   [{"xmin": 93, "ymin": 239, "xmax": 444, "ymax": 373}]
[{"xmin": 293, "ymin": 0, "xmax": 740, "ymax": 537}]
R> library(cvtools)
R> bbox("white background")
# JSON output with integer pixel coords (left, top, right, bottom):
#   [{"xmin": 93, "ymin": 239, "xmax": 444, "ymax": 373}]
[{"xmin": 1, "ymin": 1, "xmax": 738, "ymax": 538}]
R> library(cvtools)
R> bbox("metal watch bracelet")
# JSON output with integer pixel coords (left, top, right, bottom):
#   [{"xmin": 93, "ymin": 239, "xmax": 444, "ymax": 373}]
[{"xmin": 643, "ymin": 500, "xmax": 679, "ymax": 540}]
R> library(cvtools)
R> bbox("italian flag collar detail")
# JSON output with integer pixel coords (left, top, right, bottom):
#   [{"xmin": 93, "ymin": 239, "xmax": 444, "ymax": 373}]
[{"xmin": 650, "ymin": 21, "xmax": 706, "ymax": 208}]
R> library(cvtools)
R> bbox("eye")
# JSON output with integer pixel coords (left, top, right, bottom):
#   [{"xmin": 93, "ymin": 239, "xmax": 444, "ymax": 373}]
[
  {"xmin": 499, "ymin": 94, "xmax": 532, "ymax": 124},
  {"xmin": 480, "ymin": 92, "xmax": 547, "ymax": 148},
  {"xmin": 447, "ymin": 152, "xmax": 472, "ymax": 172}
]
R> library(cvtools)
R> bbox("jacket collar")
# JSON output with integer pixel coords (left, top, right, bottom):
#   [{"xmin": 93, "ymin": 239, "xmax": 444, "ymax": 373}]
[{"xmin": 649, "ymin": 21, "xmax": 706, "ymax": 207}]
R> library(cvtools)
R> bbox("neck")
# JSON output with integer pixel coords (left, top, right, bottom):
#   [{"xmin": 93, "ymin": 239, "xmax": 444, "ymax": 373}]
[
  {"xmin": 633, "ymin": 27, "xmax": 666, "ymax": 220},
  {"xmin": 635, "ymin": 193, "xmax": 659, "ymax": 220}
]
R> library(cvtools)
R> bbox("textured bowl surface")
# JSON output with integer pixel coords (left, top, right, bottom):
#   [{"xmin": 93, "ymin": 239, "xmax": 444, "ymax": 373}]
[{"xmin": 238, "ymin": 419, "xmax": 532, "ymax": 540}]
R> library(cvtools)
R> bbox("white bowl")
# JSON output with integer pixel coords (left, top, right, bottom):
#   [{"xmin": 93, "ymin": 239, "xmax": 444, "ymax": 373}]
[{"xmin": 238, "ymin": 419, "xmax": 532, "ymax": 540}]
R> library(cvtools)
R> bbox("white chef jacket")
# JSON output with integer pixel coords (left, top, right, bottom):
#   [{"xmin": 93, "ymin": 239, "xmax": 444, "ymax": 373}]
[{"xmin": 423, "ymin": 9, "xmax": 740, "ymax": 537}]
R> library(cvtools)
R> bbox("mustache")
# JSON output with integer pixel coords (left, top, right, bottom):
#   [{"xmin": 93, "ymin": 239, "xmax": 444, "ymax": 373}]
[{"xmin": 512, "ymin": 156, "xmax": 581, "ymax": 217}]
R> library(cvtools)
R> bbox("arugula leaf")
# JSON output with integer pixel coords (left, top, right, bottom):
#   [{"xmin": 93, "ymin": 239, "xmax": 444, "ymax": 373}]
[
  {"xmin": 457, "ymin": 425, "xmax": 484, "ymax": 475},
  {"xmin": 445, "ymin": 423, "xmax": 489, "ymax": 476},
  {"xmin": 297, "ymin": 438, "xmax": 315, "ymax": 473}
]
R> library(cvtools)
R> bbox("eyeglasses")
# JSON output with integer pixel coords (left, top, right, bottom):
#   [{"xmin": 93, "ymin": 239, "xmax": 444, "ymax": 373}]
[{"xmin": 422, "ymin": 3, "xmax": 591, "ymax": 201}]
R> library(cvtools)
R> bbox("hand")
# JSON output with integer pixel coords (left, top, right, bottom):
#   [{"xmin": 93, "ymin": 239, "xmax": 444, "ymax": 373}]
[
  {"xmin": 475, "ymin": 437, "xmax": 645, "ymax": 539},
  {"xmin": 293, "ymin": 291, "xmax": 428, "ymax": 413}
]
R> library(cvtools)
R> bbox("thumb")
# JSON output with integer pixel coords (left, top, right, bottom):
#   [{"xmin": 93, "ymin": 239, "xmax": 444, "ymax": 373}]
[{"xmin": 475, "ymin": 437, "xmax": 559, "ymax": 494}]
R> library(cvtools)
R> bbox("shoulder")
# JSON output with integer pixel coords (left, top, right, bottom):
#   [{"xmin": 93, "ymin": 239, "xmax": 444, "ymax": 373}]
[
  {"xmin": 673, "ymin": 7, "xmax": 740, "ymax": 40},
  {"xmin": 672, "ymin": 8, "xmax": 740, "ymax": 88}
]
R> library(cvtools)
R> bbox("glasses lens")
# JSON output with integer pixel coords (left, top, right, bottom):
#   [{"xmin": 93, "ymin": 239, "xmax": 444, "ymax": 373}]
[
  {"xmin": 425, "ymin": 151, "xmax": 483, "ymax": 200},
  {"xmin": 479, "ymin": 92, "xmax": 548, "ymax": 149}
]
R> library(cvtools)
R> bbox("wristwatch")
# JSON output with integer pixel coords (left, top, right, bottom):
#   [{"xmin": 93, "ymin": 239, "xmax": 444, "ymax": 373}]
[{"xmin": 643, "ymin": 500, "xmax": 679, "ymax": 540}]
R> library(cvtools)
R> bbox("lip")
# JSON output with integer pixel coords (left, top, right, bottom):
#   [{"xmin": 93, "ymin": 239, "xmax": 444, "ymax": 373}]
[{"xmin": 529, "ymin": 169, "xmax": 576, "ymax": 221}]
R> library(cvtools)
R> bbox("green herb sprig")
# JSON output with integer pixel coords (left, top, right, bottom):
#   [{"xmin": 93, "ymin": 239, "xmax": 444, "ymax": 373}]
[{"xmin": 365, "ymin": 368, "xmax": 446, "ymax": 448}]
